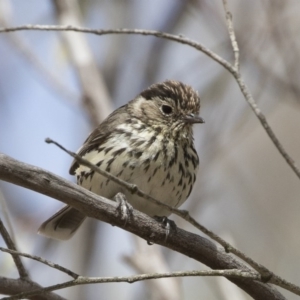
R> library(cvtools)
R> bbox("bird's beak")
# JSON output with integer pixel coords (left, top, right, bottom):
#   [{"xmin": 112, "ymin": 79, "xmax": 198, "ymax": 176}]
[{"xmin": 183, "ymin": 114, "xmax": 205, "ymax": 124}]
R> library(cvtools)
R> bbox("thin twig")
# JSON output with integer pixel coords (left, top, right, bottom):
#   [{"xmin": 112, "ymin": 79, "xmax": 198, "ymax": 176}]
[
  {"xmin": 222, "ymin": 0, "xmax": 239, "ymax": 70},
  {"xmin": 209, "ymin": 2, "xmax": 300, "ymax": 294},
  {"xmin": 220, "ymin": 0, "xmax": 300, "ymax": 191},
  {"xmin": 1, "ymin": 269, "xmax": 260, "ymax": 300},
  {"xmin": 44, "ymin": 138, "xmax": 300, "ymax": 297},
  {"xmin": 0, "ymin": 25, "xmax": 299, "ymax": 181},
  {"xmin": 0, "ymin": 25, "xmax": 234, "ymax": 72},
  {"xmin": 0, "ymin": 218, "xmax": 29, "ymax": 279},
  {"xmin": 0, "ymin": 247, "xmax": 79, "ymax": 279}
]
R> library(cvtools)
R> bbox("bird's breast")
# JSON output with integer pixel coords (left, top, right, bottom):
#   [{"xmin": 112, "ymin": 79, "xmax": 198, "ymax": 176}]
[{"xmin": 76, "ymin": 121, "xmax": 199, "ymax": 216}]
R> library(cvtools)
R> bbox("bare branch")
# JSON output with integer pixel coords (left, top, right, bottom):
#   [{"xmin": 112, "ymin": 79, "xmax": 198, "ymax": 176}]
[
  {"xmin": 0, "ymin": 248, "xmax": 79, "ymax": 279},
  {"xmin": 1, "ymin": 269, "xmax": 260, "ymax": 300},
  {"xmin": 220, "ymin": 1, "xmax": 300, "ymax": 182},
  {"xmin": 0, "ymin": 25, "xmax": 234, "ymax": 72},
  {"xmin": 222, "ymin": 0, "xmax": 239, "ymax": 70},
  {"xmin": 0, "ymin": 218, "xmax": 29, "ymax": 279},
  {"xmin": 0, "ymin": 276, "xmax": 66, "ymax": 300},
  {"xmin": 0, "ymin": 24, "xmax": 299, "ymax": 181},
  {"xmin": 0, "ymin": 153, "xmax": 289, "ymax": 299}
]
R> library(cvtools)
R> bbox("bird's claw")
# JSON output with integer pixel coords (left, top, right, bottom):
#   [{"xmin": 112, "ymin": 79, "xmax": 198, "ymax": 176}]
[
  {"xmin": 114, "ymin": 192, "xmax": 133, "ymax": 226},
  {"xmin": 153, "ymin": 216, "xmax": 177, "ymax": 242}
]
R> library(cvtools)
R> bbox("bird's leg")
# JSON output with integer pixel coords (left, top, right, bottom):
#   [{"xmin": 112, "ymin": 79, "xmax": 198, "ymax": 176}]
[
  {"xmin": 114, "ymin": 192, "xmax": 133, "ymax": 226},
  {"xmin": 153, "ymin": 216, "xmax": 177, "ymax": 242}
]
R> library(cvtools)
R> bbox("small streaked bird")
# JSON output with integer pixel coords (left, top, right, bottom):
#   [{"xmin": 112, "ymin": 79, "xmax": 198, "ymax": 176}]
[{"xmin": 39, "ymin": 80, "xmax": 204, "ymax": 240}]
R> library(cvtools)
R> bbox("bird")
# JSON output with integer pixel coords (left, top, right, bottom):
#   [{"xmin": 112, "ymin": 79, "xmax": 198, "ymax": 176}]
[{"xmin": 38, "ymin": 80, "xmax": 204, "ymax": 240}]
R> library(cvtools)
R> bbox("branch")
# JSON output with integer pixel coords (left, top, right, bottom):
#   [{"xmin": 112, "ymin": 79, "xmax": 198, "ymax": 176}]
[
  {"xmin": 0, "ymin": 222, "xmax": 67, "ymax": 299},
  {"xmin": 1, "ymin": 24, "xmax": 299, "ymax": 181},
  {"xmin": 220, "ymin": 5, "xmax": 300, "ymax": 296},
  {"xmin": 222, "ymin": 0, "xmax": 239, "ymax": 70},
  {"xmin": 0, "ymin": 153, "xmax": 288, "ymax": 300},
  {"xmin": 221, "ymin": 7, "xmax": 300, "ymax": 294},
  {"xmin": 0, "ymin": 248, "xmax": 79, "ymax": 279},
  {"xmin": 0, "ymin": 276, "xmax": 66, "ymax": 300},
  {"xmin": 219, "ymin": 1, "xmax": 300, "ymax": 180},
  {"xmin": 0, "ymin": 25, "xmax": 233, "ymax": 72},
  {"xmin": 1, "ymin": 270, "xmax": 260, "ymax": 300},
  {"xmin": 0, "ymin": 218, "xmax": 29, "ymax": 279}
]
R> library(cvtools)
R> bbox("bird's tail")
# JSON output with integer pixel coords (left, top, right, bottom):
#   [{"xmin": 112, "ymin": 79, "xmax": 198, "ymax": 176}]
[{"xmin": 38, "ymin": 206, "xmax": 86, "ymax": 240}]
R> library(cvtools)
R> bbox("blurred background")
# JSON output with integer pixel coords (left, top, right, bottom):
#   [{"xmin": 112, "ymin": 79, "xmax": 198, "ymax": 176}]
[{"xmin": 0, "ymin": 0, "xmax": 300, "ymax": 299}]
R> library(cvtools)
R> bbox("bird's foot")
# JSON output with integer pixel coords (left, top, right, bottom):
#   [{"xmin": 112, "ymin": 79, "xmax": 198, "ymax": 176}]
[
  {"xmin": 114, "ymin": 192, "xmax": 133, "ymax": 226},
  {"xmin": 153, "ymin": 216, "xmax": 177, "ymax": 243}
]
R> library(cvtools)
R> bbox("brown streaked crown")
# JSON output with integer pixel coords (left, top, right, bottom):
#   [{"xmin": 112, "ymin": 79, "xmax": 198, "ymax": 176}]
[{"xmin": 140, "ymin": 80, "xmax": 200, "ymax": 114}]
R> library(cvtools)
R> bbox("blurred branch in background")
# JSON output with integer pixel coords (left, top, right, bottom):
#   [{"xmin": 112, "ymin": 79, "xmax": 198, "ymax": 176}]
[
  {"xmin": 0, "ymin": 218, "xmax": 28, "ymax": 279},
  {"xmin": 142, "ymin": 1, "xmax": 189, "ymax": 85},
  {"xmin": 0, "ymin": 190, "xmax": 16, "ymax": 246},
  {"xmin": 267, "ymin": 1, "xmax": 300, "ymax": 103},
  {"xmin": 51, "ymin": 2, "xmax": 113, "ymax": 299},
  {"xmin": 123, "ymin": 237, "xmax": 181, "ymax": 300},
  {"xmin": 52, "ymin": 0, "xmax": 113, "ymax": 127},
  {"xmin": 0, "ymin": 0, "xmax": 79, "ymax": 106}
]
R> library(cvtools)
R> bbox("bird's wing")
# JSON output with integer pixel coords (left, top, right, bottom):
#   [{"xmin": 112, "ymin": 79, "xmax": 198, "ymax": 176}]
[{"xmin": 69, "ymin": 105, "xmax": 129, "ymax": 174}]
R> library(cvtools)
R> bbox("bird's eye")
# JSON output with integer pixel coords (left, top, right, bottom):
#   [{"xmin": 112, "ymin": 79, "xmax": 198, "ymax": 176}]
[{"xmin": 161, "ymin": 105, "xmax": 173, "ymax": 115}]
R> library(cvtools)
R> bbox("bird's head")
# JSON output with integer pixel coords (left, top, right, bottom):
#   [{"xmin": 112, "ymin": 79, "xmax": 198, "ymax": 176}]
[{"xmin": 129, "ymin": 80, "xmax": 204, "ymax": 139}]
